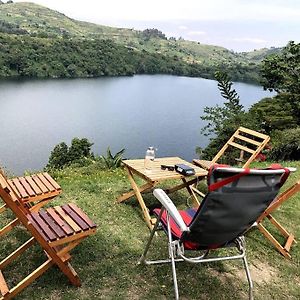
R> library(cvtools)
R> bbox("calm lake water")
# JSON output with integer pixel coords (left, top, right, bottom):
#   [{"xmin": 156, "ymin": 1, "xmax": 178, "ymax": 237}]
[{"xmin": 0, "ymin": 75, "xmax": 274, "ymax": 175}]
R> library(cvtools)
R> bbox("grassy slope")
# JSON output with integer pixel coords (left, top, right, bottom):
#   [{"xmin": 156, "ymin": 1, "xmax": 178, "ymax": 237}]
[
  {"xmin": 0, "ymin": 2, "xmax": 281, "ymax": 69},
  {"xmin": 0, "ymin": 161, "xmax": 299, "ymax": 299}
]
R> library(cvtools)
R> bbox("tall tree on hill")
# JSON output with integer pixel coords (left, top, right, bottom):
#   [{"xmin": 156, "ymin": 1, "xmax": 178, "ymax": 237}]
[
  {"xmin": 200, "ymin": 71, "xmax": 246, "ymax": 159},
  {"xmin": 260, "ymin": 41, "xmax": 300, "ymax": 124}
]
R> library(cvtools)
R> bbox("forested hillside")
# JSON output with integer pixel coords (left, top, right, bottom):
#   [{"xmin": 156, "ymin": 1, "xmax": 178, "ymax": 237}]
[{"xmin": 0, "ymin": 2, "xmax": 281, "ymax": 82}]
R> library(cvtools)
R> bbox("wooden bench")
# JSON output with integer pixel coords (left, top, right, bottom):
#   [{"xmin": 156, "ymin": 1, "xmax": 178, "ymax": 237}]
[{"xmin": 0, "ymin": 172, "xmax": 96, "ymax": 299}]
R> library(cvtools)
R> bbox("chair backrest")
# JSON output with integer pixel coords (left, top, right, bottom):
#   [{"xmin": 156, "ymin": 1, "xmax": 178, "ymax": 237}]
[
  {"xmin": 211, "ymin": 127, "xmax": 270, "ymax": 168},
  {"xmin": 0, "ymin": 172, "xmax": 29, "ymax": 216},
  {"xmin": 181, "ymin": 166, "xmax": 290, "ymax": 248}
]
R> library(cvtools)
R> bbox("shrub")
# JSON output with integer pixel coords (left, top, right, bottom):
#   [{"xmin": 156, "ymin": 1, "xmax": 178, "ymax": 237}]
[
  {"xmin": 269, "ymin": 127, "xmax": 300, "ymax": 161},
  {"xmin": 46, "ymin": 137, "xmax": 94, "ymax": 169},
  {"xmin": 100, "ymin": 147, "xmax": 125, "ymax": 169}
]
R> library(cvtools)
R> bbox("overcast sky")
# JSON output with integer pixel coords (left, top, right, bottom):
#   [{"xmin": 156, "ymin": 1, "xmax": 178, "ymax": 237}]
[{"xmin": 13, "ymin": 0, "xmax": 300, "ymax": 52}]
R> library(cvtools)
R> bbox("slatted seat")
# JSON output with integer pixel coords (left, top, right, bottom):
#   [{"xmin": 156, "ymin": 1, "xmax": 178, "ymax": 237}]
[
  {"xmin": 28, "ymin": 204, "xmax": 96, "ymax": 247},
  {"xmin": 193, "ymin": 127, "xmax": 270, "ymax": 170},
  {"xmin": 7, "ymin": 172, "xmax": 61, "ymax": 204},
  {"xmin": 0, "ymin": 172, "xmax": 97, "ymax": 299}
]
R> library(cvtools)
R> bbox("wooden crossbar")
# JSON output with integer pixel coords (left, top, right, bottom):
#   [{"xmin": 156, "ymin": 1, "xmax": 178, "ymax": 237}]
[
  {"xmin": 239, "ymin": 126, "xmax": 270, "ymax": 139},
  {"xmin": 193, "ymin": 127, "xmax": 270, "ymax": 170},
  {"xmin": 234, "ymin": 134, "xmax": 262, "ymax": 146},
  {"xmin": 0, "ymin": 270, "xmax": 9, "ymax": 297},
  {"xmin": 256, "ymin": 181, "xmax": 300, "ymax": 258},
  {"xmin": 227, "ymin": 141, "xmax": 255, "ymax": 154}
]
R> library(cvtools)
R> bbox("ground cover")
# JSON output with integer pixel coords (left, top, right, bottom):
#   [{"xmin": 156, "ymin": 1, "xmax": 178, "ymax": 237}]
[{"xmin": 0, "ymin": 161, "xmax": 299, "ymax": 299}]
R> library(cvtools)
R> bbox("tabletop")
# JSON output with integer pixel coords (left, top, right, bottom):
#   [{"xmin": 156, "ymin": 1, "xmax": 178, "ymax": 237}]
[{"xmin": 122, "ymin": 157, "xmax": 207, "ymax": 182}]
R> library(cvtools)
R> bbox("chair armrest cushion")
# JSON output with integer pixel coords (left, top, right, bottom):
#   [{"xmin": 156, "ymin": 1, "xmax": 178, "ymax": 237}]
[{"xmin": 153, "ymin": 189, "xmax": 189, "ymax": 232}]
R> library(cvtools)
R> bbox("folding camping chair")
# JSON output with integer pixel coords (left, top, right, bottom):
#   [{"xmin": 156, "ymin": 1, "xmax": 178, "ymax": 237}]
[
  {"xmin": 139, "ymin": 165, "xmax": 290, "ymax": 299},
  {"xmin": 193, "ymin": 127, "xmax": 270, "ymax": 170},
  {"xmin": 0, "ymin": 168, "xmax": 61, "ymax": 237},
  {"xmin": 0, "ymin": 171, "xmax": 96, "ymax": 299},
  {"xmin": 256, "ymin": 180, "xmax": 300, "ymax": 258}
]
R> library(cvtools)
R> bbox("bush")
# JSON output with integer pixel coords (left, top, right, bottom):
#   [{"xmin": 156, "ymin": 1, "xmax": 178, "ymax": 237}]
[
  {"xmin": 46, "ymin": 137, "xmax": 94, "ymax": 169},
  {"xmin": 269, "ymin": 127, "xmax": 300, "ymax": 161},
  {"xmin": 100, "ymin": 147, "xmax": 125, "ymax": 169}
]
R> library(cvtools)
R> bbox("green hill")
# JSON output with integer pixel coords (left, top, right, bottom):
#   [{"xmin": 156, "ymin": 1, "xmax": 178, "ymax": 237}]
[{"xmin": 0, "ymin": 2, "xmax": 282, "ymax": 82}]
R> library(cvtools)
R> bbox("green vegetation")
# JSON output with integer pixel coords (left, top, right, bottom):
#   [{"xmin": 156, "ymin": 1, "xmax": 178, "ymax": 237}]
[
  {"xmin": 0, "ymin": 160, "xmax": 299, "ymax": 299},
  {"xmin": 199, "ymin": 41, "xmax": 300, "ymax": 162},
  {"xmin": 0, "ymin": 2, "xmax": 281, "ymax": 82},
  {"xmin": 47, "ymin": 137, "xmax": 94, "ymax": 170},
  {"xmin": 200, "ymin": 71, "xmax": 246, "ymax": 160},
  {"xmin": 100, "ymin": 147, "xmax": 125, "ymax": 169}
]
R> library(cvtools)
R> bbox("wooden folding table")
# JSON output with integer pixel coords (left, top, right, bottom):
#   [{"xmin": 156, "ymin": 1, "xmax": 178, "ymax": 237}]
[{"xmin": 117, "ymin": 157, "xmax": 207, "ymax": 229}]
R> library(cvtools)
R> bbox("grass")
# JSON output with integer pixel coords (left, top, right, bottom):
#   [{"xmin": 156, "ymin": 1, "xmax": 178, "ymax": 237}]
[{"xmin": 0, "ymin": 161, "xmax": 299, "ymax": 299}]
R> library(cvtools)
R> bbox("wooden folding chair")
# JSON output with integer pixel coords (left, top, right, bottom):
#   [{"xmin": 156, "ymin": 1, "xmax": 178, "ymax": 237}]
[
  {"xmin": 0, "ymin": 168, "xmax": 61, "ymax": 237},
  {"xmin": 0, "ymin": 172, "xmax": 97, "ymax": 299},
  {"xmin": 193, "ymin": 127, "xmax": 270, "ymax": 170},
  {"xmin": 256, "ymin": 180, "xmax": 300, "ymax": 258}
]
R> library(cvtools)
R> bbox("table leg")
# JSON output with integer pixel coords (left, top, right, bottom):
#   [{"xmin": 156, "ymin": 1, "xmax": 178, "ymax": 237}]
[
  {"xmin": 117, "ymin": 182, "xmax": 153, "ymax": 203},
  {"xmin": 181, "ymin": 178, "xmax": 200, "ymax": 207},
  {"xmin": 124, "ymin": 167, "xmax": 155, "ymax": 230}
]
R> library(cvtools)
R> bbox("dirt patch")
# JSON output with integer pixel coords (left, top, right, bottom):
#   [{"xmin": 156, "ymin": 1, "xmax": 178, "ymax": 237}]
[{"xmin": 232, "ymin": 260, "xmax": 278, "ymax": 285}]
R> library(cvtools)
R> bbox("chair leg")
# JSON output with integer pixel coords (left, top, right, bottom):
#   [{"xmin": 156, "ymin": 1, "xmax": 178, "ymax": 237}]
[
  {"xmin": 166, "ymin": 214, "xmax": 179, "ymax": 300},
  {"xmin": 242, "ymin": 256, "xmax": 254, "ymax": 300},
  {"xmin": 139, "ymin": 208, "xmax": 164, "ymax": 264}
]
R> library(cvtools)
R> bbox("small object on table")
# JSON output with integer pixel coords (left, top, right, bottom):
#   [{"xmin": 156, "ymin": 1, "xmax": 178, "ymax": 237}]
[
  {"xmin": 160, "ymin": 165, "xmax": 175, "ymax": 171},
  {"xmin": 175, "ymin": 164, "xmax": 195, "ymax": 176}
]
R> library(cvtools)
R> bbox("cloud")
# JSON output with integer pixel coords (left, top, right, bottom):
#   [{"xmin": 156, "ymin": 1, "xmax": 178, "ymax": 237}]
[
  {"xmin": 187, "ymin": 31, "xmax": 206, "ymax": 36},
  {"xmin": 178, "ymin": 25, "xmax": 188, "ymax": 30},
  {"xmin": 14, "ymin": 0, "xmax": 300, "ymax": 23},
  {"xmin": 232, "ymin": 37, "xmax": 267, "ymax": 44}
]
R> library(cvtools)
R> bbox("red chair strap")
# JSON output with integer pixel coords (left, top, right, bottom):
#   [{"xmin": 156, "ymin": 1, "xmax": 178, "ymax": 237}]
[{"xmin": 208, "ymin": 168, "xmax": 250, "ymax": 192}]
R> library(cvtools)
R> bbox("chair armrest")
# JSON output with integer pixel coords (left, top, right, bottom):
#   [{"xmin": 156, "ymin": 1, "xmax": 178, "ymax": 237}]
[{"xmin": 153, "ymin": 189, "xmax": 189, "ymax": 232}]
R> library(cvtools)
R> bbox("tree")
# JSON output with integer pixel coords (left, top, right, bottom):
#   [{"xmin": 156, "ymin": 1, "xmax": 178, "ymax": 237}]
[
  {"xmin": 261, "ymin": 41, "xmax": 300, "ymax": 94},
  {"xmin": 47, "ymin": 142, "xmax": 68, "ymax": 169},
  {"xmin": 260, "ymin": 41, "xmax": 300, "ymax": 123},
  {"xmin": 200, "ymin": 71, "xmax": 246, "ymax": 159},
  {"xmin": 201, "ymin": 71, "xmax": 245, "ymax": 137}
]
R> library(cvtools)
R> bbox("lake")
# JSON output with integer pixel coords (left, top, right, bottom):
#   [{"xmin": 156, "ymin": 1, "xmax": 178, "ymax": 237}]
[{"xmin": 0, "ymin": 75, "xmax": 274, "ymax": 175}]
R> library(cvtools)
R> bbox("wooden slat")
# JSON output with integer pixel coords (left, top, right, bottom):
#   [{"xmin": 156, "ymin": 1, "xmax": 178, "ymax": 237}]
[
  {"xmin": 24, "ymin": 175, "xmax": 43, "ymax": 195},
  {"xmin": 30, "ymin": 213, "xmax": 57, "ymax": 241},
  {"xmin": 193, "ymin": 159, "xmax": 212, "ymax": 170},
  {"xmin": 239, "ymin": 127, "xmax": 269, "ymax": 140},
  {"xmin": 46, "ymin": 207, "xmax": 74, "ymax": 236},
  {"xmin": 0, "ymin": 174, "xmax": 9, "ymax": 191},
  {"xmin": 12, "ymin": 178, "xmax": 29, "ymax": 198},
  {"xmin": 31, "ymin": 175, "xmax": 49, "ymax": 193},
  {"xmin": 284, "ymin": 235, "xmax": 295, "ymax": 252},
  {"xmin": 54, "ymin": 206, "xmax": 81, "ymax": 233},
  {"xmin": 7, "ymin": 180, "xmax": 21, "ymax": 198},
  {"xmin": 0, "ymin": 270, "xmax": 9, "ymax": 297},
  {"xmin": 37, "ymin": 174, "xmax": 55, "ymax": 192},
  {"xmin": 68, "ymin": 203, "xmax": 96, "ymax": 228},
  {"xmin": 18, "ymin": 177, "xmax": 36, "ymax": 197},
  {"xmin": 43, "ymin": 173, "xmax": 61, "ymax": 190},
  {"xmin": 227, "ymin": 141, "xmax": 255, "ymax": 154},
  {"xmin": 234, "ymin": 134, "xmax": 262, "ymax": 146},
  {"xmin": 27, "ymin": 215, "xmax": 49, "ymax": 241},
  {"xmin": 39, "ymin": 210, "xmax": 66, "ymax": 239},
  {"xmin": 62, "ymin": 205, "xmax": 89, "ymax": 231}
]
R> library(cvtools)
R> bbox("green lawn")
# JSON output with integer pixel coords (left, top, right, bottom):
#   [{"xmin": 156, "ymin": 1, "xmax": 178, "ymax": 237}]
[{"xmin": 0, "ymin": 161, "xmax": 299, "ymax": 299}]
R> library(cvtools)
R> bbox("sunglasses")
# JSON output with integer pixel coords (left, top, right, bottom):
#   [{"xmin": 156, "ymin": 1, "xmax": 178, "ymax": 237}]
[{"xmin": 161, "ymin": 165, "xmax": 175, "ymax": 171}]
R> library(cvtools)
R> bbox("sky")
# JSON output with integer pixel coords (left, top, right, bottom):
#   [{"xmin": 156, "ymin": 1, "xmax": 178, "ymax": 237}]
[{"xmin": 13, "ymin": 0, "xmax": 300, "ymax": 52}]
